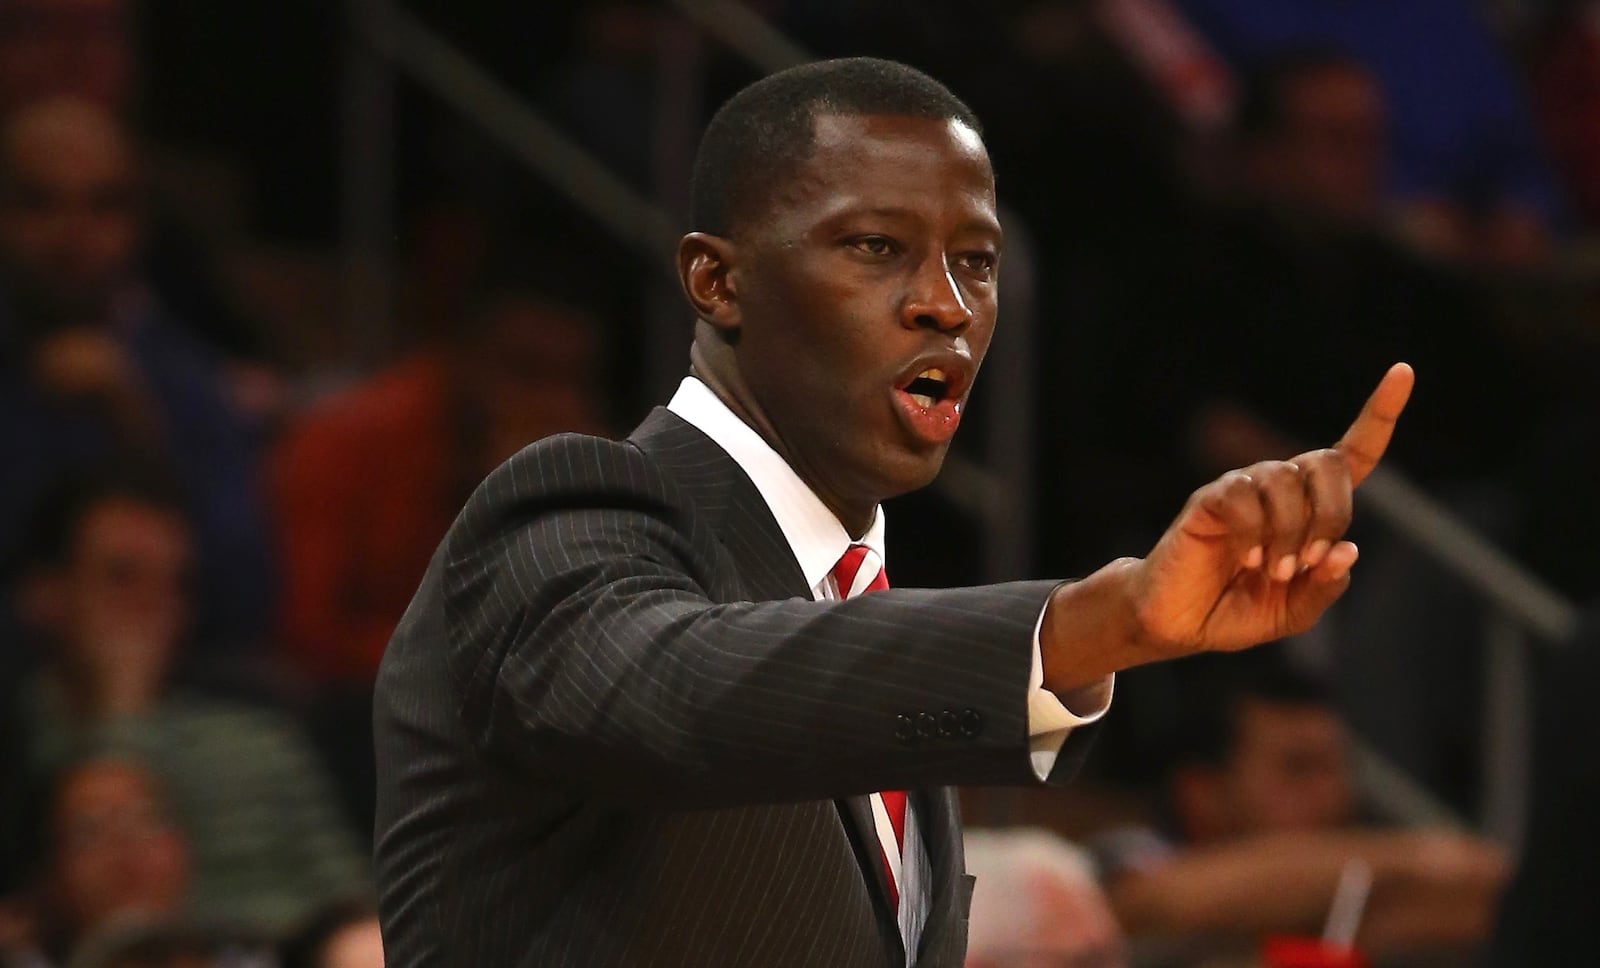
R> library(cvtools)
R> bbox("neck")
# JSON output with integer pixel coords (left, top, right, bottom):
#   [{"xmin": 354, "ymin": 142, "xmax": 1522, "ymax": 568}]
[{"xmin": 688, "ymin": 338, "xmax": 875, "ymax": 538}]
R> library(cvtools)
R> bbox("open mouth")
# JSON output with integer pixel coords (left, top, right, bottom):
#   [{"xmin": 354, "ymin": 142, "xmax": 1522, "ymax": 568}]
[
  {"xmin": 891, "ymin": 357, "xmax": 971, "ymax": 445},
  {"xmin": 903, "ymin": 368, "xmax": 952, "ymax": 408}
]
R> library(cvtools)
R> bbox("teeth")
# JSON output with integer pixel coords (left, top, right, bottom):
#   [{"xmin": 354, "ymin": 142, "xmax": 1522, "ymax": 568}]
[
  {"xmin": 910, "ymin": 393, "xmax": 935, "ymax": 408},
  {"xmin": 918, "ymin": 368, "xmax": 947, "ymax": 381}
]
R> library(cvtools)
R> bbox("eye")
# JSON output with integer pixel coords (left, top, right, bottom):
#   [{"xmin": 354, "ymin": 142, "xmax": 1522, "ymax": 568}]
[
  {"xmin": 847, "ymin": 235, "xmax": 899, "ymax": 258},
  {"xmin": 956, "ymin": 251, "xmax": 997, "ymax": 280}
]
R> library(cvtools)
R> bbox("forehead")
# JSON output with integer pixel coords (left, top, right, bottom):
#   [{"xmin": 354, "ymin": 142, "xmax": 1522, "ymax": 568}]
[
  {"xmin": 75, "ymin": 498, "xmax": 189, "ymax": 554},
  {"xmin": 761, "ymin": 112, "xmax": 996, "ymax": 230},
  {"xmin": 2, "ymin": 102, "xmax": 130, "ymax": 184}
]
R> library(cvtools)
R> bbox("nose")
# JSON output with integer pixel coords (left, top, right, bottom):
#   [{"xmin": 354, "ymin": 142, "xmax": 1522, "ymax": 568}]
[{"xmin": 901, "ymin": 253, "xmax": 972, "ymax": 332}]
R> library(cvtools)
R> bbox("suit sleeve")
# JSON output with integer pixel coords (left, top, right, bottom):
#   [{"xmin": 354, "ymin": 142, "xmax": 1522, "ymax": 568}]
[{"xmin": 440, "ymin": 435, "xmax": 1093, "ymax": 809}]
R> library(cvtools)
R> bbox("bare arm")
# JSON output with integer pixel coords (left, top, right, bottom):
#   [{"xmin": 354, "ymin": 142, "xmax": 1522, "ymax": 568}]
[{"xmin": 1106, "ymin": 829, "xmax": 1509, "ymax": 954}]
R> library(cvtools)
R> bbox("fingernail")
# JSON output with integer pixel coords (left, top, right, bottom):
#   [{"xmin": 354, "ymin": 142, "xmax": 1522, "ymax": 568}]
[
  {"xmin": 1303, "ymin": 539, "xmax": 1330, "ymax": 567},
  {"xmin": 1274, "ymin": 554, "xmax": 1297, "ymax": 582},
  {"xmin": 1244, "ymin": 546, "xmax": 1264, "ymax": 569}
]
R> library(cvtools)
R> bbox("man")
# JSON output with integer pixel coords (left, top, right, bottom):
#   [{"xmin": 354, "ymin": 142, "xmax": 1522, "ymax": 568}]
[
  {"xmin": 1096, "ymin": 650, "xmax": 1507, "ymax": 959},
  {"xmin": 373, "ymin": 57, "xmax": 1411, "ymax": 967},
  {"xmin": 963, "ymin": 828, "xmax": 1128, "ymax": 968}
]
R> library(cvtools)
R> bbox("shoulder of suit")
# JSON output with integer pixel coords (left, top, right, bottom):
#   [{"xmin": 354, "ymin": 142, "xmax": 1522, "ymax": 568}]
[{"xmin": 465, "ymin": 432, "xmax": 676, "ymax": 514}]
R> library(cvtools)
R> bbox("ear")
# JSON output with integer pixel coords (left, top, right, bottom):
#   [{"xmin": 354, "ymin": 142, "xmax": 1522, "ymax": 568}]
[{"xmin": 677, "ymin": 232, "xmax": 741, "ymax": 334}]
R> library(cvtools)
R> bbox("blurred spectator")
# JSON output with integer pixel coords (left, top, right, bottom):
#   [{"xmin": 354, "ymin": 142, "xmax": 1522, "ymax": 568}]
[
  {"xmin": 0, "ymin": 95, "xmax": 272, "ymax": 651},
  {"xmin": 0, "ymin": 0, "xmax": 132, "ymax": 114},
  {"xmin": 2, "ymin": 754, "xmax": 189, "ymax": 967},
  {"xmin": 1094, "ymin": 650, "xmax": 1509, "ymax": 962},
  {"xmin": 271, "ymin": 284, "xmax": 607, "ymax": 686},
  {"xmin": 1175, "ymin": 0, "xmax": 1561, "ymax": 266},
  {"xmin": 1233, "ymin": 51, "xmax": 1386, "ymax": 228},
  {"xmin": 278, "ymin": 899, "xmax": 381, "ymax": 968},
  {"xmin": 8, "ymin": 467, "xmax": 366, "ymax": 933},
  {"xmin": 963, "ymin": 827, "xmax": 1128, "ymax": 968}
]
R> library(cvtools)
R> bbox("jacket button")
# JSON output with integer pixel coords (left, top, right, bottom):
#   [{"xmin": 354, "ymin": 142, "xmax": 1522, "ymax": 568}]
[
  {"xmin": 938, "ymin": 709, "xmax": 960, "ymax": 739},
  {"xmin": 894, "ymin": 714, "xmax": 917, "ymax": 745},
  {"xmin": 959, "ymin": 708, "xmax": 983, "ymax": 738},
  {"xmin": 916, "ymin": 712, "xmax": 938, "ymax": 740}
]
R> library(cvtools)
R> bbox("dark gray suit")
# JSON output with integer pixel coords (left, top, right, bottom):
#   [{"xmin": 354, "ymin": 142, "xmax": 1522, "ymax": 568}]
[{"xmin": 373, "ymin": 408, "xmax": 1095, "ymax": 967}]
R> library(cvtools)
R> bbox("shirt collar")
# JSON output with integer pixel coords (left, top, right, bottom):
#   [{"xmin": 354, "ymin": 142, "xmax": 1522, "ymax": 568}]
[{"xmin": 666, "ymin": 376, "xmax": 885, "ymax": 593}]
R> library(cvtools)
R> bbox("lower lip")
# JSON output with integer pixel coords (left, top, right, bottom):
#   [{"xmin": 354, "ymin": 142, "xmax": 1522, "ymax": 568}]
[{"xmin": 892, "ymin": 389, "xmax": 962, "ymax": 444}]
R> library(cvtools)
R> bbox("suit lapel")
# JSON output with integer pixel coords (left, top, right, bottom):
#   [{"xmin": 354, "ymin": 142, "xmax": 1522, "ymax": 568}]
[
  {"xmin": 629, "ymin": 407, "xmax": 809, "ymax": 602},
  {"xmin": 630, "ymin": 407, "xmax": 909, "ymax": 954},
  {"xmin": 837, "ymin": 797, "xmax": 903, "ymax": 947}
]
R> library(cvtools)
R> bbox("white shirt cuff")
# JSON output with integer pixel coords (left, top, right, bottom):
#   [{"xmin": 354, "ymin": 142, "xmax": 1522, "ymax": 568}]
[{"xmin": 1026, "ymin": 601, "xmax": 1114, "ymax": 779}]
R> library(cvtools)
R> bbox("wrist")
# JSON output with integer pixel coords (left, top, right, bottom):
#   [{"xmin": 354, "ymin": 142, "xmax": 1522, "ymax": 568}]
[{"xmin": 1040, "ymin": 557, "xmax": 1163, "ymax": 692}]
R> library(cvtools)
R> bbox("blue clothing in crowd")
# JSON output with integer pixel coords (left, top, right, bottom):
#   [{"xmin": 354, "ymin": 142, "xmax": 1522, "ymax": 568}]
[
  {"xmin": 1176, "ymin": 0, "xmax": 1563, "ymax": 223},
  {"xmin": 0, "ymin": 294, "xmax": 273, "ymax": 652}
]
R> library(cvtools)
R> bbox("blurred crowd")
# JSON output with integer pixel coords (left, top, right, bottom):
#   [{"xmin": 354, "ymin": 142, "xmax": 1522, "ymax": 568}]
[{"xmin": 0, "ymin": 1, "xmax": 1597, "ymax": 966}]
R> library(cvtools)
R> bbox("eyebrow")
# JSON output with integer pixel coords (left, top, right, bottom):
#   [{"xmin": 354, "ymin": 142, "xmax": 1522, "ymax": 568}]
[{"xmin": 826, "ymin": 205, "xmax": 1003, "ymax": 239}]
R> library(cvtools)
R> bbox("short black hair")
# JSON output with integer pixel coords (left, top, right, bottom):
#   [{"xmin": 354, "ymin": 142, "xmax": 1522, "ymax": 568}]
[
  {"xmin": 11, "ymin": 463, "xmax": 189, "ymax": 579},
  {"xmin": 689, "ymin": 57, "xmax": 983, "ymax": 235},
  {"xmin": 1168, "ymin": 646, "xmax": 1335, "ymax": 770},
  {"xmin": 1235, "ymin": 47, "xmax": 1370, "ymax": 142}
]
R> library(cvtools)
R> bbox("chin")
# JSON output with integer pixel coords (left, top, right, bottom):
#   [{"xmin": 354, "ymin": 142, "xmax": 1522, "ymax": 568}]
[{"xmin": 874, "ymin": 444, "xmax": 950, "ymax": 501}]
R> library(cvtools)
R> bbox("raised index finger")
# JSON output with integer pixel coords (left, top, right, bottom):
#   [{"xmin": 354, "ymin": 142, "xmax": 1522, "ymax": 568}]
[{"xmin": 1335, "ymin": 362, "xmax": 1414, "ymax": 487}]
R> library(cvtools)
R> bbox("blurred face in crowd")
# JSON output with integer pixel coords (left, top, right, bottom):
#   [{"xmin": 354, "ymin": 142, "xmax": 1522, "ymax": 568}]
[
  {"xmin": 318, "ymin": 916, "xmax": 385, "ymax": 968},
  {"xmin": 0, "ymin": 95, "xmax": 141, "ymax": 328},
  {"xmin": 1179, "ymin": 697, "xmax": 1355, "ymax": 841},
  {"xmin": 1246, "ymin": 63, "xmax": 1387, "ymax": 223},
  {"xmin": 459, "ymin": 294, "xmax": 606, "ymax": 468},
  {"xmin": 47, "ymin": 759, "xmax": 191, "ymax": 938},
  {"xmin": 685, "ymin": 113, "xmax": 1001, "ymax": 535},
  {"xmin": 31, "ymin": 497, "xmax": 193, "ymax": 686}
]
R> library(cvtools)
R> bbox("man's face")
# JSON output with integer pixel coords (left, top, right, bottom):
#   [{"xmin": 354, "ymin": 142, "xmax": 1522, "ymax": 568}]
[
  {"xmin": 54, "ymin": 498, "xmax": 192, "ymax": 670},
  {"xmin": 1222, "ymin": 698, "xmax": 1355, "ymax": 834},
  {"xmin": 1265, "ymin": 65, "xmax": 1387, "ymax": 222},
  {"xmin": 460, "ymin": 296, "xmax": 605, "ymax": 467},
  {"xmin": 49, "ymin": 759, "xmax": 190, "ymax": 936},
  {"xmin": 0, "ymin": 97, "xmax": 140, "ymax": 325},
  {"xmin": 727, "ymin": 113, "xmax": 1001, "ymax": 522}
]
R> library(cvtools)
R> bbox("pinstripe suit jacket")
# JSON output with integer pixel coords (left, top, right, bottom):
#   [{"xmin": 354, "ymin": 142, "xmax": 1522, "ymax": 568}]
[{"xmin": 373, "ymin": 407, "xmax": 1096, "ymax": 967}]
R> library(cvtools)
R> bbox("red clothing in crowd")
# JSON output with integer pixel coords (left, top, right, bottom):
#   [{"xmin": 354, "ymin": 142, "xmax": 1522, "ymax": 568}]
[{"xmin": 271, "ymin": 355, "xmax": 461, "ymax": 683}]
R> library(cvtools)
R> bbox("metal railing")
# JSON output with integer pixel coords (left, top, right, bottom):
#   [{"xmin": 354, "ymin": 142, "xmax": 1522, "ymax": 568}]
[{"xmin": 1355, "ymin": 466, "xmax": 1579, "ymax": 848}]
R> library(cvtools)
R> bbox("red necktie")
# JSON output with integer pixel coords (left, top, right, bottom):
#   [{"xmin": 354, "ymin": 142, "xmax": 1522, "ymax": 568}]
[{"xmin": 831, "ymin": 544, "xmax": 907, "ymax": 910}]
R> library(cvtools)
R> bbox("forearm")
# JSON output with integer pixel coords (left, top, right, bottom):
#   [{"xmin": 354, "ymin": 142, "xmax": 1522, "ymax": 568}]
[
  {"xmin": 1109, "ymin": 832, "xmax": 1373, "ymax": 937},
  {"xmin": 1109, "ymin": 830, "xmax": 1509, "ymax": 945},
  {"xmin": 457, "ymin": 568, "xmax": 1055, "ymax": 807}
]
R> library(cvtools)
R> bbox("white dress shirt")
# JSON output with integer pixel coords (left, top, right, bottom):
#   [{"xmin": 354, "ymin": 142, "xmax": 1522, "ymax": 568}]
[{"xmin": 666, "ymin": 377, "xmax": 1114, "ymax": 960}]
